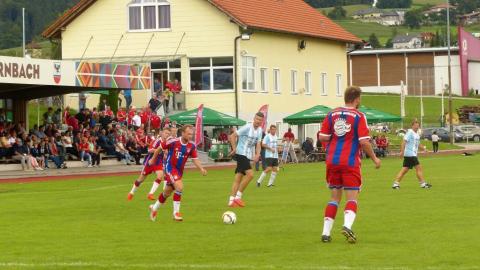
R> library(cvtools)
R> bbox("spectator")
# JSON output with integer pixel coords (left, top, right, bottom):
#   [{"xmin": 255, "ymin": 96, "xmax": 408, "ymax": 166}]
[
  {"xmin": 38, "ymin": 138, "xmax": 50, "ymax": 169},
  {"xmin": 283, "ymin": 128, "xmax": 295, "ymax": 142},
  {"xmin": 132, "ymin": 111, "xmax": 142, "ymax": 129},
  {"xmin": 78, "ymin": 136, "xmax": 93, "ymax": 167},
  {"xmin": 432, "ymin": 131, "xmax": 439, "ymax": 153},
  {"xmin": 126, "ymin": 135, "xmax": 141, "ymax": 165},
  {"xmin": 100, "ymin": 98, "xmax": 108, "ymax": 111},
  {"xmin": 99, "ymin": 111, "xmax": 112, "ymax": 130},
  {"xmin": 43, "ymin": 107, "xmax": 54, "ymax": 125},
  {"xmin": 27, "ymin": 139, "xmax": 43, "ymax": 170},
  {"xmin": 52, "ymin": 109, "xmax": 62, "ymax": 126},
  {"xmin": 165, "ymin": 79, "xmax": 182, "ymax": 110},
  {"xmin": 114, "ymin": 134, "xmax": 132, "ymax": 165},
  {"xmin": 89, "ymin": 136, "xmax": 101, "ymax": 167},
  {"xmin": 79, "ymin": 92, "xmax": 88, "ymax": 110},
  {"xmin": 301, "ymin": 137, "xmax": 314, "ymax": 156},
  {"xmin": 218, "ymin": 130, "xmax": 228, "ymax": 143},
  {"xmin": 122, "ymin": 89, "xmax": 133, "ymax": 110},
  {"xmin": 148, "ymin": 94, "xmax": 161, "ymax": 114},
  {"xmin": 48, "ymin": 137, "xmax": 67, "ymax": 169},
  {"xmin": 12, "ymin": 138, "xmax": 31, "ymax": 171}
]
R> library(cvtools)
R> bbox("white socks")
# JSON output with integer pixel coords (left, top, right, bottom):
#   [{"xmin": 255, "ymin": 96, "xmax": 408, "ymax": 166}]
[
  {"xmin": 343, "ymin": 210, "xmax": 356, "ymax": 230},
  {"xmin": 322, "ymin": 217, "xmax": 335, "ymax": 236},
  {"xmin": 173, "ymin": 201, "xmax": 181, "ymax": 214},
  {"xmin": 149, "ymin": 181, "xmax": 160, "ymax": 195},
  {"xmin": 235, "ymin": 191, "xmax": 243, "ymax": 200},
  {"xmin": 130, "ymin": 184, "xmax": 138, "ymax": 194},
  {"xmin": 268, "ymin": 172, "xmax": 277, "ymax": 186},
  {"xmin": 152, "ymin": 200, "xmax": 162, "ymax": 211},
  {"xmin": 228, "ymin": 196, "xmax": 235, "ymax": 205},
  {"xmin": 257, "ymin": 172, "xmax": 267, "ymax": 184}
]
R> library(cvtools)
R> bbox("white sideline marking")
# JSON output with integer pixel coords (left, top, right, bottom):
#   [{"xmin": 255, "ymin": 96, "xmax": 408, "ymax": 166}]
[
  {"xmin": 0, "ymin": 262, "xmax": 419, "ymax": 270},
  {"xmin": 0, "ymin": 184, "xmax": 129, "ymax": 196}
]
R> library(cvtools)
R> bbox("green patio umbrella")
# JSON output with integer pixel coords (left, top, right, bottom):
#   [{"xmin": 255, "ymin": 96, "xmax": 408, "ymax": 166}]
[
  {"xmin": 359, "ymin": 106, "xmax": 402, "ymax": 124},
  {"xmin": 283, "ymin": 105, "xmax": 332, "ymax": 125},
  {"xmin": 168, "ymin": 107, "xmax": 246, "ymax": 126}
]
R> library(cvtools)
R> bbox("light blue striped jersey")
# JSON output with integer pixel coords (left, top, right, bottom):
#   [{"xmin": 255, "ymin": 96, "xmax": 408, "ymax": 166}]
[
  {"xmin": 236, "ymin": 124, "xmax": 263, "ymax": 160},
  {"xmin": 404, "ymin": 129, "xmax": 420, "ymax": 157},
  {"xmin": 263, "ymin": 134, "xmax": 279, "ymax": 159}
]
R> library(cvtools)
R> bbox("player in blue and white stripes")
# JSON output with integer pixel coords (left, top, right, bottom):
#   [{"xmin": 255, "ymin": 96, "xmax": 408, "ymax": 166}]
[{"xmin": 256, "ymin": 125, "xmax": 280, "ymax": 187}]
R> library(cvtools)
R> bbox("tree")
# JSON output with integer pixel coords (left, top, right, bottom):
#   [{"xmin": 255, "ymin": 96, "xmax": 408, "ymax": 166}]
[
  {"xmin": 404, "ymin": 10, "xmax": 422, "ymax": 29},
  {"xmin": 376, "ymin": 0, "xmax": 412, "ymax": 9},
  {"xmin": 328, "ymin": 6, "xmax": 347, "ymax": 20},
  {"xmin": 368, "ymin": 33, "xmax": 381, "ymax": 48},
  {"xmin": 98, "ymin": 91, "xmax": 120, "ymax": 114},
  {"xmin": 385, "ymin": 38, "xmax": 393, "ymax": 48}
]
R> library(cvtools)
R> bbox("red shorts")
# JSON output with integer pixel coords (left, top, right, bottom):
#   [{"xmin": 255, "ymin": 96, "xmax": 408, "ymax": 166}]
[
  {"xmin": 141, "ymin": 164, "xmax": 163, "ymax": 176},
  {"xmin": 326, "ymin": 165, "xmax": 362, "ymax": 190},
  {"xmin": 165, "ymin": 170, "xmax": 183, "ymax": 184}
]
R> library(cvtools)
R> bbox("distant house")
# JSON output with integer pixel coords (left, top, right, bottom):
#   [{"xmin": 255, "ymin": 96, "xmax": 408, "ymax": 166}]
[
  {"xmin": 460, "ymin": 11, "xmax": 480, "ymax": 25},
  {"xmin": 392, "ymin": 34, "xmax": 424, "ymax": 49},
  {"xmin": 352, "ymin": 9, "xmax": 404, "ymax": 26},
  {"xmin": 423, "ymin": 3, "xmax": 456, "ymax": 16},
  {"xmin": 420, "ymin": 32, "xmax": 435, "ymax": 45}
]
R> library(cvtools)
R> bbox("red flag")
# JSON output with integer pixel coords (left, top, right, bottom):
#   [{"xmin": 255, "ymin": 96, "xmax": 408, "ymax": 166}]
[
  {"xmin": 258, "ymin": 104, "xmax": 269, "ymax": 131},
  {"xmin": 195, "ymin": 104, "xmax": 204, "ymax": 146}
]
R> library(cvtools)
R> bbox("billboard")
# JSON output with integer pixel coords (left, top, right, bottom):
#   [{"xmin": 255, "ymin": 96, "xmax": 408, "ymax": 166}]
[{"xmin": 458, "ymin": 27, "xmax": 480, "ymax": 96}]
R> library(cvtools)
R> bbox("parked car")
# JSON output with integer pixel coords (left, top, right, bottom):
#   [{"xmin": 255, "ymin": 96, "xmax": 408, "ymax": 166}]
[
  {"xmin": 421, "ymin": 127, "xmax": 465, "ymax": 142},
  {"xmin": 456, "ymin": 125, "xmax": 480, "ymax": 142},
  {"xmin": 369, "ymin": 123, "xmax": 390, "ymax": 133}
]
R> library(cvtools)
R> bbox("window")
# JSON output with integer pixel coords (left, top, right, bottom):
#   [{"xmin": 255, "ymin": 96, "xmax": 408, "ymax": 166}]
[
  {"xmin": 291, "ymin": 70, "xmax": 297, "ymax": 94},
  {"xmin": 305, "ymin": 71, "xmax": 312, "ymax": 95},
  {"xmin": 273, "ymin": 69, "xmax": 280, "ymax": 93},
  {"xmin": 336, "ymin": 74, "xmax": 342, "ymax": 96},
  {"xmin": 128, "ymin": 0, "xmax": 171, "ymax": 31},
  {"xmin": 260, "ymin": 68, "xmax": 268, "ymax": 92},
  {"xmin": 321, "ymin": 73, "xmax": 327, "ymax": 95},
  {"xmin": 190, "ymin": 57, "xmax": 234, "ymax": 91},
  {"xmin": 242, "ymin": 56, "xmax": 256, "ymax": 91},
  {"xmin": 0, "ymin": 99, "xmax": 13, "ymax": 123}
]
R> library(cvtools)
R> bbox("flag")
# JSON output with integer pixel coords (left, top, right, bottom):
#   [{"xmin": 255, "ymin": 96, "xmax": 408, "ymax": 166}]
[
  {"xmin": 400, "ymin": 81, "xmax": 406, "ymax": 118},
  {"xmin": 195, "ymin": 104, "xmax": 204, "ymax": 146},
  {"xmin": 420, "ymin": 80, "xmax": 424, "ymax": 118},
  {"xmin": 258, "ymin": 104, "xmax": 269, "ymax": 131}
]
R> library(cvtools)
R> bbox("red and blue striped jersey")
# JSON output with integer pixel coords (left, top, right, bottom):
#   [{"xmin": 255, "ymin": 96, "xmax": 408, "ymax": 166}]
[
  {"xmin": 320, "ymin": 107, "xmax": 370, "ymax": 168},
  {"xmin": 163, "ymin": 138, "xmax": 198, "ymax": 176},
  {"xmin": 143, "ymin": 137, "xmax": 164, "ymax": 166}
]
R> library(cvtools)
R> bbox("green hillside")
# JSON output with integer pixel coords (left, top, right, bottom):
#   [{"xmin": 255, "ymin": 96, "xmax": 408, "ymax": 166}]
[{"xmin": 362, "ymin": 94, "xmax": 480, "ymax": 126}]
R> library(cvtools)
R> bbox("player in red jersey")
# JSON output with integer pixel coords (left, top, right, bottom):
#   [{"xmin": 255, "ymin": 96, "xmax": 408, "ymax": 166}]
[
  {"xmin": 318, "ymin": 86, "xmax": 381, "ymax": 244},
  {"xmin": 127, "ymin": 127, "xmax": 171, "ymax": 201},
  {"xmin": 149, "ymin": 125, "xmax": 207, "ymax": 222}
]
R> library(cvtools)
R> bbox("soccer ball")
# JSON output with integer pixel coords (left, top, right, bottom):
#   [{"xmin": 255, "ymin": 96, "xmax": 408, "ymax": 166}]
[{"xmin": 222, "ymin": 211, "xmax": 236, "ymax": 224}]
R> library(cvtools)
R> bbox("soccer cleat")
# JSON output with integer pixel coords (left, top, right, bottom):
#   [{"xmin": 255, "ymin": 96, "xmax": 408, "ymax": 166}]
[
  {"xmin": 233, "ymin": 198, "xmax": 245, "ymax": 207},
  {"xmin": 173, "ymin": 212, "xmax": 183, "ymax": 222},
  {"xmin": 147, "ymin": 193, "xmax": 156, "ymax": 201},
  {"xmin": 341, "ymin": 226, "xmax": 357, "ymax": 244},
  {"xmin": 421, "ymin": 183, "xmax": 432, "ymax": 189},
  {"xmin": 228, "ymin": 202, "xmax": 240, "ymax": 208},
  {"xmin": 149, "ymin": 205, "xmax": 157, "ymax": 222},
  {"xmin": 127, "ymin": 193, "xmax": 134, "ymax": 201},
  {"xmin": 322, "ymin": 235, "xmax": 332, "ymax": 243},
  {"xmin": 392, "ymin": 185, "xmax": 400, "ymax": 189},
  {"xmin": 267, "ymin": 184, "xmax": 275, "ymax": 187},
  {"xmin": 256, "ymin": 182, "xmax": 261, "ymax": 188}
]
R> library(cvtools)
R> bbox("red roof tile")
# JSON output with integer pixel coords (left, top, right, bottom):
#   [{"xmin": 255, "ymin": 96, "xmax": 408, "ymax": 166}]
[
  {"xmin": 208, "ymin": 0, "xmax": 361, "ymax": 43},
  {"xmin": 43, "ymin": 0, "xmax": 361, "ymax": 43}
]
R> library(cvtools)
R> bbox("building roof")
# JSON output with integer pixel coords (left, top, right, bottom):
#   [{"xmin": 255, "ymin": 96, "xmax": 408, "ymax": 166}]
[
  {"xmin": 352, "ymin": 8, "xmax": 383, "ymax": 16},
  {"xmin": 392, "ymin": 34, "xmax": 422, "ymax": 43},
  {"xmin": 43, "ymin": 0, "xmax": 361, "ymax": 44},
  {"xmin": 348, "ymin": 47, "xmax": 459, "ymax": 56}
]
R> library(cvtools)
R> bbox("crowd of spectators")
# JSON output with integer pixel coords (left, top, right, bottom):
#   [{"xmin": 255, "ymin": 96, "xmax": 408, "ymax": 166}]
[{"xmin": 0, "ymin": 103, "xmax": 177, "ymax": 171}]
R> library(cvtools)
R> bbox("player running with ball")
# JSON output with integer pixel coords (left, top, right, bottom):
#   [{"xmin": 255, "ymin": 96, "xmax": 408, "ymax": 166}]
[
  {"xmin": 392, "ymin": 119, "xmax": 432, "ymax": 189},
  {"xmin": 228, "ymin": 112, "xmax": 264, "ymax": 207},
  {"xmin": 318, "ymin": 86, "xmax": 381, "ymax": 244},
  {"xmin": 256, "ymin": 125, "xmax": 279, "ymax": 187},
  {"xmin": 149, "ymin": 125, "xmax": 207, "ymax": 222},
  {"xmin": 127, "ymin": 127, "xmax": 171, "ymax": 201}
]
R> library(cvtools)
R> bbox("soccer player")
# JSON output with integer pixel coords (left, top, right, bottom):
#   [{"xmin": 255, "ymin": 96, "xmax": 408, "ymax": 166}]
[
  {"xmin": 228, "ymin": 112, "xmax": 264, "ymax": 207},
  {"xmin": 256, "ymin": 125, "xmax": 279, "ymax": 187},
  {"xmin": 318, "ymin": 86, "xmax": 381, "ymax": 244},
  {"xmin": 392, "ymin": 119, "xmax": 432, "ymax": 189},
  {"xmin": 127, "ymin": 127, "xmax": 171, "ymax": 201},
  {"xmin": 149, "ymin": 125, "xmax": 207, "ymax": 222}
]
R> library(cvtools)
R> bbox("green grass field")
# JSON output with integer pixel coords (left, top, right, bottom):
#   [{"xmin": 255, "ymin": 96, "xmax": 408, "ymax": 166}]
[
  {"xmin": 362, "ymin": 95, "xmax": 480, "ymax": 126},
  {"xmin": 0, "ymin": 154, "xmax": 479, "ymax": 270}
]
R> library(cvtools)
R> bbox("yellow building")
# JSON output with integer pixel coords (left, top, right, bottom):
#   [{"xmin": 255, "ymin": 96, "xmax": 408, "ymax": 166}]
[{"xmin": 43, "ymin": 0, "xmax": 360, "ymax": 138}]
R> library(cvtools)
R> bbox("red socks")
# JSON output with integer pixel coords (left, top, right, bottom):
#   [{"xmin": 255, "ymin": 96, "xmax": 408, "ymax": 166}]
[
  {"xmin": 158, "ymin": 192, "xmax": 167, "ymax": 203},
  {"xmin": 173, "ymin": 191, "xmax": 182, "ymax": 202},
  {"xmin": 134, "ymin": 180, "xmax": 141, "ymax": 187},
  {"xmin": 325, "ymin": 201, "xmax": 339, "ymax": 219},
  {"xmin": 345, "ymin": 200, "xmax": 358, "ymax": 213}
]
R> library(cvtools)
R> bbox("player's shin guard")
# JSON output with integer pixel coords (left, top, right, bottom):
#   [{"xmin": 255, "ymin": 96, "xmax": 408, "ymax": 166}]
[
  {"xmin": 267, "ymin": 172, "xmax": 277, "ymax": 186},
  {"xmin": 173, "ymin": 191, "xmax": 182, "ymax": 214},
  {"xmin": 343, "ymin": 200, "xmax": 358, "ymax": 230},
  {"xmin": 130, "ymin": 180, "xmax": 142, "ymax": 194},
  {"xmin": 149, "ymin": 179, "xmax": 162, "ymax": 194},
  {"xmin": 323, "ymin": 201, "xmax": 339, "ymax": 236}
]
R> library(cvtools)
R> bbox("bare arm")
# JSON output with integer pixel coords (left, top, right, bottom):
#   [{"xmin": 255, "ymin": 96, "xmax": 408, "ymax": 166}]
[
  {"xmin": 192, "ymin": 158, "xmax": 207, "ymax": 176},
  {"xmin": 360, "ymin": 139, "xmax": 381, "ymax": 169},
  {"xmin": 262, "ymin": 143, "xmax": 274, "ymax": 152},
  {"xmin": 148, "ymin": 146, "xmax": 163, "ymax": 165},
  {"xmin": 318, "ymin": 134, "xmax": 331, "ymax": 142},
  {"xmin": 228, "ymin": 132, "xmax": 238, "ymax": 156},
  {"xmin": 253, "ymin": 141, "xmax": 261, "ymax": 163},
  {"xmin": 399, "ymin": 140, "xmax": 406, "ymax": 157}
]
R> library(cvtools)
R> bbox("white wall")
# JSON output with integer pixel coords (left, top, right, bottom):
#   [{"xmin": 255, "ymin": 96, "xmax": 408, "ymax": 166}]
[
  {"xmin": 468, "ymin": 62, "xmax": 480, "ymax": 92},
  {"xmin": 434, "ymin": 55, "xmax": 462, "ymax": 95}
]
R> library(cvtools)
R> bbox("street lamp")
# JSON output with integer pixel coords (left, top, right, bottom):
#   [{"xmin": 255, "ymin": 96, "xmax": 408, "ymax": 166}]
[{"xmin": 446, "ymin": 0, "xmax": 454, "ymax": 144}]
